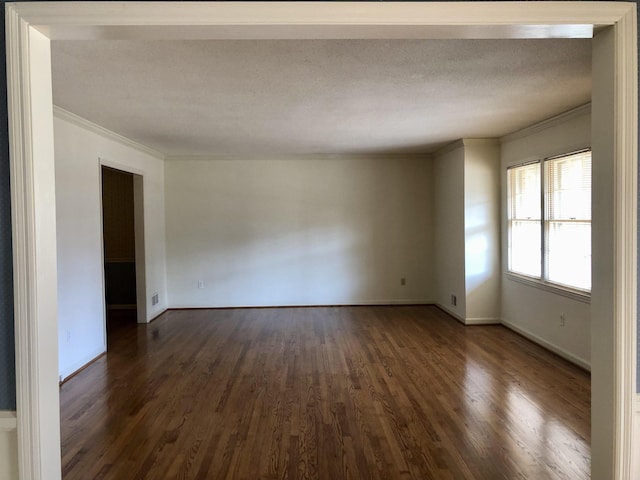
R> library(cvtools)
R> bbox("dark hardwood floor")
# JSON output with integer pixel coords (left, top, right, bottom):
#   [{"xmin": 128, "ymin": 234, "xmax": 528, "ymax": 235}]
[{"xmin": 60, "ymin": 306, "xmax": 590, "ymax": 479}]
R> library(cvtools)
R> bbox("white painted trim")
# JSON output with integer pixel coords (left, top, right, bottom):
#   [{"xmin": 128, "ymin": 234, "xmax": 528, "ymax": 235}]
[
  {"xmin": 148, "ymin": 307, "xmax": 168, "ymax": 322},
  {"xmin": 501, "ymin": 103, "xmax": 592, "ymax": 143},
  {"xmin": 434, "ymin": 139, "xmax": 465, "ymax": 157},
  {"xmin": 505, "ymin": 273, "xmax": 591, "ymax": 304},
  {"xmin": 169, "ymin": 300, "xmax": 436, "ymax": 309},
  {"xmin": 99, "ymin": 157, "xmax": 145, "ymax": 177},
  {"xmin": 99, "ymin": 159, "xmax": 149, "ymax": 324},
  {"xmin": 437, "ymin": 304, "xmax": 588, "ymax": 367},
  {"xmin": 4, "ymin": 3, "xmax": 636, "ymax": 480},
  {"xmin": 435, "ymin": 138, "xmax": 501, "ymax": 157},
  {"xmin": 434, "ymin": 303, "xmax": 466, "ymax": 324},
  {"xmin": 6, "ymin": 8, "xmax": 62, "ymax": 480},
  {"xmin": 0, "ymin": 412, "xmax": 17, "ymax": 432},
  {"xmin": 501, "ymin": 318, "xmax": 591, "ymax": 371},
  {"xmin": 5, "ymin": 9, "xmax": 35, "ymax": 477},
  {"xmin": 348, "ymin": 299, "xmax": 435, "ymax": 306},
  {"xmin": 58, "ymin": 346, "xmax": 106, "ymax": 382},
  {"xmin": 97, "ymin": 161, "xmax": 108, "ymax": 375},
  {"xmin": 435, "ymin": 303, "xmax": 501, "ymax": 326},
  {"xmin": 166, "ymin": 152, "xmax": 431, "ymax": 162},
  {"xmin": 611, "ymin": 7, "xmax": 638, "ymax": 479},
  {"xmin": 54, "ymin": 106, "xmax": 165, "ymax": 160},
  {"xmin": 133, "ymin": 174, "xmax": 147, "ymax": 324},
  {"xmin": 11, "ymin": 1, "xmax": 627, "ymax": 26},
  {"xmin": 465, "ymin": 317, "xmax": 501, "ymax": 325},
  {"xmin": 13, "ymin": 2, "xmax": 610, "ymax": 40}
]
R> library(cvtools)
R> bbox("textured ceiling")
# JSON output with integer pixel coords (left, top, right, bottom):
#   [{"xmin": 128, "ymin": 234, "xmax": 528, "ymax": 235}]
[{"xmin": 51, "ymin": 39, "xmax": 591, "ymax": 157}]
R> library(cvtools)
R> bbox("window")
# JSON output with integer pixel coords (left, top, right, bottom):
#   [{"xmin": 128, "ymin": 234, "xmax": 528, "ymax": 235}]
[{"xmin": 507, "ymin": 150, "xmax": 591, "ymax": 293}]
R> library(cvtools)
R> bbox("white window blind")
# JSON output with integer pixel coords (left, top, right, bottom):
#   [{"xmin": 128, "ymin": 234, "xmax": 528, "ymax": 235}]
[
  {"xmin": 507, "ymin": 150, "xmax": 591, "ymax": 293},
  {"xmin": 545, "ymin": 151, "xmax": 592, "ymax": 291},
  {"xmin": 507, "ymin": 162, "xmax": 541, "ymax": 277}
]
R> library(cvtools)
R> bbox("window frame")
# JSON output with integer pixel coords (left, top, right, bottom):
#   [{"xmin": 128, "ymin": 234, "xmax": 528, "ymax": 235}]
[{"xmin": 506, "ymin": 148, "xmax": 592, "ymax": 300}]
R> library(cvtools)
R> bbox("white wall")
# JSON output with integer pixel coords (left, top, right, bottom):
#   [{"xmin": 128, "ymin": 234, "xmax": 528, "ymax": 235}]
[
  {"xmin": 0, "ymin": 413, "xmax": 17, "ymax": 480},
  {"xmin": 433, "ymin": 145, "xmax": 466, "ymax": 319},
  {"xmin": 433, "ymin": 139, "xmax": 501, "ymax": 324},
  {"xmin": 165, "ymin": 155, "xmax": 434, "ymax": 307},
  {"xmin": 500, "ymin": 106, "xmax": 591, "ymax": 369},
  {"xmin": 634, "ymin": 398, "xmax": 640, "ymax": 477},
  {"xmin": 464, "ymin": 139, "xmax": 501, "ymax": 322},
  {"xmin": 0, "ymin": 432, "xmax": 17, "ymax": 480},
  {"xmin": 54, "ymin": 109, "xmax": 168, "ymax": 380}
]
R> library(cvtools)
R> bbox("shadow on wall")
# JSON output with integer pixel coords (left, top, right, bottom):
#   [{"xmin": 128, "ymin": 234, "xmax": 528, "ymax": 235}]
[
  {"xmin": 166, "ymin": 156, "xmax": 433, "ymax": 308},
  {"xmin": 171, "ymin": 225, "xmax": 366, "ymax": 306}
]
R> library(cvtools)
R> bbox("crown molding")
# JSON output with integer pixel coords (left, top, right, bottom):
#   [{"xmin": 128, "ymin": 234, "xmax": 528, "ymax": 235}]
[
  {"xmin": 53, "ymin": 106, "xmax": 165, "ymax": 160},
  {"xmin": 433, "ymin": 139, "xmax": 465, "ymax": 157},
  {"xmin": 501, "ymin": 103, "xmax": 592, "ymax": 144},
  {"xmin": 165, "ymin": 152, "xmax": 432, "ymax": 162}
]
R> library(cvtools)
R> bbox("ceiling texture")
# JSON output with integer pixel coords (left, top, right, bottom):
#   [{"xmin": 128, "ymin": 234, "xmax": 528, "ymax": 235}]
[{"xmin": 51, "ymin": 39, "xmax": 591, "ymax": 157}]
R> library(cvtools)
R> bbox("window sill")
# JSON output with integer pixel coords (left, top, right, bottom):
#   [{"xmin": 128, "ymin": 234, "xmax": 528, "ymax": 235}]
[{"xmin": 505, "ymin": 272, "xmax": 591, "ymax": 304}]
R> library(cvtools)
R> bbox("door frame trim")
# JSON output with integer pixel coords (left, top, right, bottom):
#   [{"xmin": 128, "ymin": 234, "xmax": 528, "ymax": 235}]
[{"xmin": 5, "ymin": 2, "xmax": 637, "ymax": 479}]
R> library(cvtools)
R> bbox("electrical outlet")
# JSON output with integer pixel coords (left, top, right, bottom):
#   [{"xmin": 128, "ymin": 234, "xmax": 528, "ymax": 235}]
[
  {"xmin": 197, "ymin": 280, "xmax": 205, "ymax": 289},
  {"xmin": 451, "ymin": 294, "xmax": 457, "ymax": 307},
  {"xmin": 152, "ymin": 293, "xmax": 159, "ymax": 306},
  {"xmin": 400, "ymin": 277, "xmax": 406, "ymax": 286},
  {"xmin": 560, "ymin": 314, "xmax": 565, "ymax": 327}
]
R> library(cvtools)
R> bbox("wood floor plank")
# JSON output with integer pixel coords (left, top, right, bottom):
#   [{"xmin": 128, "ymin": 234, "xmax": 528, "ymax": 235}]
[{"xmin": 61, "ymin": 306, "xmax": 590, "ymax": 479}]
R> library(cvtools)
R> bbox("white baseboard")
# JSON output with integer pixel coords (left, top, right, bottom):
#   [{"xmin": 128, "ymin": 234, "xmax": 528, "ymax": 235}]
[
  {"xmin": 465, "ymin": 317, "xmax": 501, "ymax": 325},
  {"xmin": 59, "ymin": 346, "xmax": 106, "ymax": 382},
  {"xmin": 501, "ymin": 318, "xmax": 590, "ymax": 371},
  {"xmin": 434, "ymin": 303, "xmax": 466, "ymax": 323},
  {"xmin": 169, "ymin": 300, "xmax": 436, "ymax": 309},
  {"xmin": 360, "ymin": 299, "xmax": 435, "ymax": 306},
  {"xmin": 148, "ymin": 308, "xmax": 168, "ymax": 323},
  {"xmin": 435, "ymin": 307, "xmax": 589, "ymax": 370},
  {"xmin": 434, "ymin": 304, "xmax": 500, "ymax": 325},
  {"xmin": 0, "ymin": 412, "xmax": 17, "ymax": 432}
]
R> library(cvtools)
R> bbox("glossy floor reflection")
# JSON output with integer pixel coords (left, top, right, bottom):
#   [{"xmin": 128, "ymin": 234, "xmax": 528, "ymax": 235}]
[{"xmin": 60, "ymin": 306, "xmax": 590, "ymax": 479}]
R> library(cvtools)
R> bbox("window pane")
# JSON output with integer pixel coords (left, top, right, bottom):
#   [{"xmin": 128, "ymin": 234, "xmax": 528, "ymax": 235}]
[
  {"xmin": 508, "ymin": 163, "xmax": 541, "ymax": 221},
  {"xmin": 545, "ymin": 151, "xmax": 591, "ymax": 291},
  {"xmin": 507, "ymin": 163, "xmax": 541, "ymax": 277},
  {"xmin": 509, "ymin": 220, "xmax": 541, "ymax": 277},
  {"xmin": 546, "ymin": 221, "xmax": 591, "ymax": 290},
  {"xmin": 546, "ymin": 151, "xmax": 591, "ymax": 221}
]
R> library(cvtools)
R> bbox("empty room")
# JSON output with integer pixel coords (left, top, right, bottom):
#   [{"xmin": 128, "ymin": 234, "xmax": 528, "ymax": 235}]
[
  {"xmin": 52, "ymin": 37, "xmax": 594, "ymax": 479},
  {"xmin": 2, "ymin": 2, "xmax": 638, "ymax": 480}
]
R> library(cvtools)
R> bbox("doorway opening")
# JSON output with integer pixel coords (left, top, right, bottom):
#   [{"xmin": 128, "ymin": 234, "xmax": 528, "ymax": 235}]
[{"xmin": 100, "ymin": 165, "xmax": 147, "ymax": 347}]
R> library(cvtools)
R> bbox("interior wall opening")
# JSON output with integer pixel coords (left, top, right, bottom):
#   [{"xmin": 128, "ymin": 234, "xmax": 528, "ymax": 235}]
[{"xmin": 101, "ymin": 166, "xmax": 138, "ymax": 343}]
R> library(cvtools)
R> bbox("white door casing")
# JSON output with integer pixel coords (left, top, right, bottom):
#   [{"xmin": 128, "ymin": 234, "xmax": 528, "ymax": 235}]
[{"xmin": 5, "ymin": 2, "xmax": 637, "ymax": 479}]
